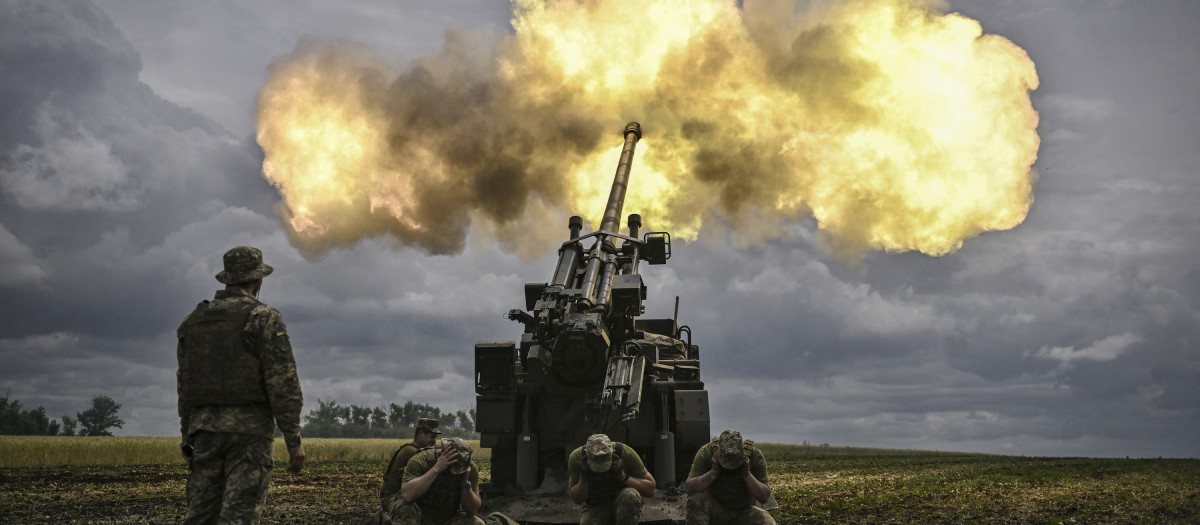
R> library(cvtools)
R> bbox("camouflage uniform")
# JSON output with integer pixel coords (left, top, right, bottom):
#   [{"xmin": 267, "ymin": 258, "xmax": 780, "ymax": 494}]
[
  {"xmin": 685, "ymin": 431, "xmax": 775, "ymax": 525},
  {"xmin": 397, "ymin": 438, "xmax": 484, "ymax": 525},
  {"xmin": 380, "ymin": 418, "xmax": 443, "ymax": 524},
  {"xmin": 567, "ymin": 434, "xmax": 650, "ymax": 525},
  {"xmin": 177, "ymin": 246, "xmax": 303, "ymax": 525},
  {"xmin": 184, "ymin": 432, "xmax": 273, "ymax": 523}
]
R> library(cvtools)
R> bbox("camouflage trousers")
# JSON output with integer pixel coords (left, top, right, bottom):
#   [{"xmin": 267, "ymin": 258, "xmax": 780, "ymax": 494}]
[
  {"xmin": 685, "ymin": 491, "xmax": 776, "ymax": 525},
  {"xmin": 580, "ymin": 487, "xmax": 643, "ymax": 525},
  {"xmin": 385, "ymin": 500, "xmax": 484, "ymax": 525},
  {"xmin": 377, "ymin": 493, "xmax": 406, "ymax": 524},
  {"xmin": 184, "ymin": 431, "xmax": 273, "ymax": 525}
]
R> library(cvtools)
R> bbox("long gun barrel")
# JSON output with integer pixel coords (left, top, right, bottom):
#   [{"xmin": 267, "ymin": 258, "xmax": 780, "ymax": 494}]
[
  {"xmin": 599, "ymin": 122, "xmax": 642, "ymax": 234},
  {"xmin": 580, "ymin": 122, "xmax": 641, "ymax": 309}
]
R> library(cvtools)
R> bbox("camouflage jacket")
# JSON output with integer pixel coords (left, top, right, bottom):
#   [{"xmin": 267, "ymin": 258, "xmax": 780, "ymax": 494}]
[{"xmin": 177, "ymin": 287, "xmax": 303, "ymax": 449}]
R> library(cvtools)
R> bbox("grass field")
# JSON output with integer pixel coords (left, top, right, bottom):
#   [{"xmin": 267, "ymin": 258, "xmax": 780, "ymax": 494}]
[{"xmin": 1, "ymin": 437, "xmax": 1197, "ymax": 524}]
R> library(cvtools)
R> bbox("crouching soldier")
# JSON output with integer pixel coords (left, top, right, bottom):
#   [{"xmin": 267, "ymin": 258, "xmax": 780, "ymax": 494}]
[
  {"xmin": 395, "ymin": 437, "xmax": 484, "ymax": 525},
  {"xmin": 378, "ymin": 418, "xmax": 442, "ymax": 524},
  {"xmin": 684, "ymin": 430, "xmax": 776, "ymax": 525},
  {"xmin": 567, "ymin": 434, "xmax": 656, "ymax": 525}
]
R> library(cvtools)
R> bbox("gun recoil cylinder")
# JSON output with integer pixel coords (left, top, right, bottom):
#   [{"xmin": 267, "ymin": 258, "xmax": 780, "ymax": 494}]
[{"xmin": 569, "ymin": 216, "xmax": 583, "ymax": 239}]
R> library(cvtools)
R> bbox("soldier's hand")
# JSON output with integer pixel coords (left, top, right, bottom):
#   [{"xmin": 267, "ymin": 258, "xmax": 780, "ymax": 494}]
[
  {"xmin": 181, "ymin": 442, "xmax": 194, "ymax": 469},
  {"xmin": 434, "ymin": 447, "xmax": 460, "ymax": 474},
  {"xmin": 288, "ymin": 443, "xmax": 306, "ymax": 473}
]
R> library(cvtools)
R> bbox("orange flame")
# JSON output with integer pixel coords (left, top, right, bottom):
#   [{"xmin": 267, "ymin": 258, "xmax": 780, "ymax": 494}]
[{"xmin": 257, "ymin": 0, "xmax": 1038, "ymax": 261}]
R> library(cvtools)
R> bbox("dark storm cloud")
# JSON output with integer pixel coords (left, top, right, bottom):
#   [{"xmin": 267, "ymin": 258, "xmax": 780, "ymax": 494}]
[
  {"xmin": 0, "ymin": 0, "xmax": 283, "ymax": 433},
  {"xmin": 0, "ymin": 0, "xmax": 276, "ymax": 246},
  {"xmin": 657, "ymin": 236, "xmax": 955, "ymax": 383},
  {"xmin": 0, "ymin": 223, "xmax": 48, "ymax": 287}
]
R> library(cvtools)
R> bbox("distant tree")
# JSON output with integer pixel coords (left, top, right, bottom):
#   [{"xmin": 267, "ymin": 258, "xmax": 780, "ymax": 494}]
[
  {"xmin": 456, "ymin": 409, "xmax": 474, "ymax": 433},
  {"xmin": 26, "ymin": 406, "xmax": 59, "ymax": 436},
  {"xmin": 387, "ymin": 402, "xmax": 407, "ymax": 428},
  {"xmin": 371, "ymin": 407, "xmax": 388, "ymax": 430},
  {"xmin": 77, "ymin": 396, "xmax": 124, "ymax": 436},
  {"xmin": 0, "ymin": 395, "xmax": 21, "ymax": 434},
  {"xmin": 439, "ymin": 413, "xmax": 457, "ymax": 432},
  {"xmin": 0, "ymin": 395, "xmax": 62, "ymax": 436},
  {"xmin": 303, "ymin": 399, "xmax": 347, "ymax": 437},
  {"xmin": 60, "ymin": 415, "xmax": 78, "ymax": 436},
  {"xmin": 300, "ymin": 399, "xmax": 479, "ymax": 439},
  {"xmin": 305, "ymin": 399, "xmax": 343, "ymax": 425},
  {"xmin": 349, "ymin": 404, "xmax": 372, "ymax": 426},
  {"xmin": 411, "ymin": 401, "xmax": 441, "ymax": 422}
]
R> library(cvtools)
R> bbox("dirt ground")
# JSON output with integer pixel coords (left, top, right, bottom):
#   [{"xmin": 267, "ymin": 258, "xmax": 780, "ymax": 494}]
[{"xmin": 3, "ymin": 455, "xmax": 1200, "ymax": 524}]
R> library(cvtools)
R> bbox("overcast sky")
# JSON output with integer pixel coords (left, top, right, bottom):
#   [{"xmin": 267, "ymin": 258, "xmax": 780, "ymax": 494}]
[{"xmin": 1, "ymin": 0, "xmax": 1197, "ymax": 459}]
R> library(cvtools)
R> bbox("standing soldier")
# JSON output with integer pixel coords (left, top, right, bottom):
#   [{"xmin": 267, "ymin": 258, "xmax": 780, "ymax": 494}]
[
  {"xmin": 379, "ymin": 418, "xmax": 442, "ymax": 524},
  {"xmin": 396, "ymin": 437, "xmax": 484, "ymax": 525},
  {"xmin": 177, "ymin": 245, "xmax": 306, "ymax": 524},
  {"xmin": 567, "ymin": 434, "xmax": 657, "ymax": 525},
  {"xmin": 684, "ymin": 429, "xmax": 775, "ymax": 525}
]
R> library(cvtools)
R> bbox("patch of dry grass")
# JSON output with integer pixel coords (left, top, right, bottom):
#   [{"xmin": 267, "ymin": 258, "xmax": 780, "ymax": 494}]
[{"xmin": 0, "ymin": 436, "xmax": 485, "ymax": 467}]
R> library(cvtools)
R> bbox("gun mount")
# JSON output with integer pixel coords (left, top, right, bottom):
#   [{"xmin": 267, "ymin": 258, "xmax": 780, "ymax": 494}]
[{"xmin": 475, "ymin": 123, "xmax": 709, "ymax": 523}]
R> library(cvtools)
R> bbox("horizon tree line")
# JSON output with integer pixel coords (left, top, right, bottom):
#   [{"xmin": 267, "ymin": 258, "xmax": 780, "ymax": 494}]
[
  {"xmin": 0, "ymin": 393, "xmax": 125, "ymax": 436},
  {"xmin": 301, "ymin": 399, "xmax": 478, "ymax": 439},
  {"xmin": 1, "ymin": 394, "xmax": 477, "ymax": 439}
]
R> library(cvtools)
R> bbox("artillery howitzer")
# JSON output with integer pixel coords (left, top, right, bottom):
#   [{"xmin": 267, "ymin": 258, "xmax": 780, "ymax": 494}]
[{"xmin": 475, "ymin": 123, "xmax": 709, "ymax": 523}]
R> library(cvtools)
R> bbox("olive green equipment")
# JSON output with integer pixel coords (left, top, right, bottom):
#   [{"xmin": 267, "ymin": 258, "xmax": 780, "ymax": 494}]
[{"xmin": 474, "ymin": 123, "xmax": 710, "ymax": 523}]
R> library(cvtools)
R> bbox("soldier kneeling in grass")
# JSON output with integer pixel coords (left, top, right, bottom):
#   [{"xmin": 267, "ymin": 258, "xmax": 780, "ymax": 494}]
[
  {"xmin": 393, "ymin": 437, "xmax": 484, "ymax": 525},
  {"xmin": 567, "ymin": 433, "xmax": 657, "ymax": 525},
  {"xmin": 378, "ymin": 418, "xmax": 442, "ymax": 524}
]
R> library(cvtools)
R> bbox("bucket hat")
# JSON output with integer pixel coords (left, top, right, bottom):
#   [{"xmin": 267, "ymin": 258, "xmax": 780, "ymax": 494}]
[{"xmin": 215, "ymin": 246, "xmax": 274, "ymax": 284}]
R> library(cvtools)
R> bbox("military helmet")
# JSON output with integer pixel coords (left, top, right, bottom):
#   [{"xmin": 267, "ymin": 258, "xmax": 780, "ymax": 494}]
[
  {"xmin": 442, "ymin": 437, "xmax": 472, "ymax": 475},
  {"xmin": 584, "ymin": 434, "xmax": 615, "ymax": 473},
  {"xmin": 215, "ymin": 246, "xmax": 274, "ymax": 284},
  {"xmin": 715, "ymin": 429, "xmax": 745, "ymax": 469},
  {"xmin": 416, "ymin": 417, "xmax": 442, "ymax": 435}
]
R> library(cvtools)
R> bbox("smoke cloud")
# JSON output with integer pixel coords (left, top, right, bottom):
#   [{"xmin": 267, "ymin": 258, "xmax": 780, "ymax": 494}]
[{"xmin": 256, "ymin": 0, "xmax": 1039, "ymax": 261}]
